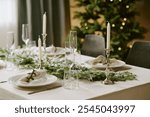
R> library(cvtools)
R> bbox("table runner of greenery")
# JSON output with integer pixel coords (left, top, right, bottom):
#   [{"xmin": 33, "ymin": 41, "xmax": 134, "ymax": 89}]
[{"xmin": 0, "ymin": 48, "xmax": 136, "ymax": 82}]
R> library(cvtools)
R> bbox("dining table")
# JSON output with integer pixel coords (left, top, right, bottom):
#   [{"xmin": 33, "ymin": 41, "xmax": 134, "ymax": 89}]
[{"xmin": 0, "ymin": 50, "xmax": 150, "ymax": 100}]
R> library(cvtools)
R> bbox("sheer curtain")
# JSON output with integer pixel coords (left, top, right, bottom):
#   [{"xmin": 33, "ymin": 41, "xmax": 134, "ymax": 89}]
[
  {"xmin": 0, "ymin": 0, "xmax": 18, "ymax": 48},
  {"xmin": 0, "ymin": 0, "xmax": 71, "ymax": 48}
]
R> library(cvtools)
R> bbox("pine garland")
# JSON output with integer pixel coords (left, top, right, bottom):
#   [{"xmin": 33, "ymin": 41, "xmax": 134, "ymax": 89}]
[{"xmin": 0, "ymin": 48, "xmax": 136, "ymax": 82}]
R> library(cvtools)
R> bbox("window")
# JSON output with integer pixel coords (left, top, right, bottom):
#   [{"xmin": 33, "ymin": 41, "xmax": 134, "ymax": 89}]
[{"xmin": 0, "ymin": 0, "xmax": 17, "ymax": 48}]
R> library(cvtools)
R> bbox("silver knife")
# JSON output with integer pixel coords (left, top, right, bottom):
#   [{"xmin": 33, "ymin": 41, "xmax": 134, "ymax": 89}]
[{"xmin": 28, "ymin": 84, "xmax": 61, "ymax": 95}]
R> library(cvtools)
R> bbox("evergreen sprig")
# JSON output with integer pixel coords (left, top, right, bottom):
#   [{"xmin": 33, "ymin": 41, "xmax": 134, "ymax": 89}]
[
  {"xmin": 1, "ymin": 48, "xmax": 136, "ymax": 82},
  {"xmin": 12, "ymin": 52, "xmax": 136, "ymax": 82}
]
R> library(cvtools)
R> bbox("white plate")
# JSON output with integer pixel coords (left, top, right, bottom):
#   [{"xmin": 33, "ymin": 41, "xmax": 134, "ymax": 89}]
[
  {"xmin": 87, "ymin": 59, "xmax": 125, "ymax": 69},
  {"xmin": 9, "ymin": 74, "xmax": 57, "ymax": 88},
  {"xmin": 0, "ymin": 60, "xmax": 6, "ymax": 69},
  {"xmin": 46, "ymin": 47, "xmax": 65, "ymax": 56}
]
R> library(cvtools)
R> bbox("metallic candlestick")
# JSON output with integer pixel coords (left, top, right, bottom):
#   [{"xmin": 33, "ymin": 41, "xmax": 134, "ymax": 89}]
[
  {"xmin": 42, "ymin": 33, "xmax": 47, "ymax": 53},
  {"xmin": 103, "ymin": 48, "xmax": 114, "ymax": 85}
]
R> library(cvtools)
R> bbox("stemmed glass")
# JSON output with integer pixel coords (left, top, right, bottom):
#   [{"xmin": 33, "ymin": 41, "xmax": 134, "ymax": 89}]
[
  {"xmin": 69, "ymin": 31, "xmax": 77, "ymax": 53},
  {"xmin": 6, "ymin": 32, "xmax": 15, "ymax": 51},
  {"xmin": 22, "ymin": 24, "xmax": 30, "ymax": 47},
  {"xmin": 69, "ymin": 31, "xmax": 78, "ymax": 64},
  {"xmin": 5, "ymin": 32, "xmax": 15, "ymax": 70},
  {"xmin": 63, "ymin": 31, "xmax": 79, "ymax": 90}
]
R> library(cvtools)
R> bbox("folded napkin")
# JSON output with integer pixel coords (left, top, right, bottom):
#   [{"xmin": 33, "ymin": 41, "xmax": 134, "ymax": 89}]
[
  {"xmin": 90, "ymin": 55, "xmax": 116, "ymax": 65},
  {"xmin": 17, "ymin": 69, "xmax": 47, "ymax": 85},
  {"xmin": 91, "ymin": 55, "xmax": 106, "ymax": 65}
]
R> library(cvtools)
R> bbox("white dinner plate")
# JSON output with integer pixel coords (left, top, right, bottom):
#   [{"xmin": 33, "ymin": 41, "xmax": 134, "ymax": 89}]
[
  {"xmin": 87, "ymin": 59, "xmax": 126, "ymax": 69},
  {"xmin": 0, "ymin": 60, "xmax": 6, "ymax": 69},
  {"xmin": 9, "ymin": 74, "xmax": 57, "ymax": 88}
]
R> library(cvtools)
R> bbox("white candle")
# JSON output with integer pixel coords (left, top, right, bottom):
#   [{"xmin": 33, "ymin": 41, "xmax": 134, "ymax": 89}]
[
  {"xmin": 42, "ymin": 12, "xmax": 47, "ymax": 34},
  {"xmin": 38, "ymin": 36, "xmax": 42, "ymax": 67},
  {"xmin": 106, "ymin": 22, "xmax": 110, "ymax": 49}
]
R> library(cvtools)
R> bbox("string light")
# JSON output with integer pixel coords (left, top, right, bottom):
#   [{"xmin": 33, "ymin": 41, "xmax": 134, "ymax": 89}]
[
  {"xmin": 110, "ymin": 0, "xmax": 113, "ymax": 2},
  {"xmin": 120, "ymin": 26, "xmax": 123, "ymax": 30},
  {"xmin": 129, "ymin": 44, "xmax": 132, "ymax": 48},
  {"xmin": 123, "ymin": 18, "xmax": 127, "ymax": 21},
  {"xmin": 85, "ymin": 27, "xmax": 88, "ymax": 29},
  {"xmin": 80, "ymin": 38, "xmax": 84, "ymax": 43},
  {"xmin": 112, "ymin": 24, "xmax": 115, "ymax": 27},
  {"xmin": 122, "ymin": 22, "xmax": 125, "ymax": 26},
  {"xmin": 118, "ymin": 47, "xmax": 122, "ymax": 51},
  {"xmin": 126, "ymin": 5, "xmax": 129, "ymax": 9}
]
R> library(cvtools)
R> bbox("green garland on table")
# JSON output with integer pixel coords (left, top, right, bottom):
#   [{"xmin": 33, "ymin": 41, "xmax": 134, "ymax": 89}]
[
  {"xmin": 0, "ymin": 48, "xmax": 136, "ymax": 82},
  {"xmin": 0, "ymin": 48, "xmax": 9, "ymax": 60}
]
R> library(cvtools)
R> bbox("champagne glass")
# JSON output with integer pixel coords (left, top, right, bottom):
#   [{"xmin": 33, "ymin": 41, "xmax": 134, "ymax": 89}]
[
  {"xmin": 63, "ymin": 69, "xmax": 79, "ymax": 90},
  {"xmin": 6, "ymin": 32, "xmax": 15, "ymax": 50},
  {"xmin": 68, "ymin": 31, "xmax": 77, "ymax": 65},
  {"xmin": 22, "ymin": 24, "xmax": 30, "ymax": 47},
  {"xmin": 5, "ymin": 32, "xmax": 15, "ymax": 70},
  {"xmin": 6, "ymin": 32, "xmax": 15, "ymax": 60},
  {"xmin": 69, "ymin": 31, "xmax": 77, "ymax": 53}
]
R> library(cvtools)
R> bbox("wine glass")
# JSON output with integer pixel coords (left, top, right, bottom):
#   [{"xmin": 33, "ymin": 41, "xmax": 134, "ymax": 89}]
[
  {"xmin": 22, "ymin": 24, "xmax": 30, "ymax": 47},
  {"xmin": 6, "ymin": 32, "xmax": 15, "ymax": 50}
]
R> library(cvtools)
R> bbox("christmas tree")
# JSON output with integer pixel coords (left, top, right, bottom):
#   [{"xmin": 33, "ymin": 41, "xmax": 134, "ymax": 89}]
[{"xmin": 73, "ymin": 0, "xmax": 146, "ymax": 60}]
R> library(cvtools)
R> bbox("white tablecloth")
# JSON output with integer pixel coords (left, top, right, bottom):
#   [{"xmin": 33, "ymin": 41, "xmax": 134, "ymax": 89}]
[{"xmin": 0, "ymin": 55, "xmax": 150, "ymax": 100}]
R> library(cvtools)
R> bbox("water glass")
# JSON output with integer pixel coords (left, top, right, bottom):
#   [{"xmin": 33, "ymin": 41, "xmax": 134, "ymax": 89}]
[{"xmin": 63, "ymin": 70, "xmax": 79, "ymax": 90}]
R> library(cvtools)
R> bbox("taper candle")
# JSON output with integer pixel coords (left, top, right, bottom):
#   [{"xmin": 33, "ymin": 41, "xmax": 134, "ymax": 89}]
[
  {"xmin": 106, "ymin": 22, "xmax": 110, "ymax": 49},
  {"xmin": 42, "ymin": 12, "xmax": 47, "ymax": 34},
  {"xmin": 38, "ymin": 36, "xmax": 42, "ymax": 67}
]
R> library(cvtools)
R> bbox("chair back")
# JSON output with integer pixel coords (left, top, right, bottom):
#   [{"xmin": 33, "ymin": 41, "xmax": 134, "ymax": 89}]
[
  {"xmin": 126, "ymin": 41, "xmax": 150, "ymax": 69},
  {"xmin": 81, "ymin": 34, "xmax": 105, "ymax": 57}
]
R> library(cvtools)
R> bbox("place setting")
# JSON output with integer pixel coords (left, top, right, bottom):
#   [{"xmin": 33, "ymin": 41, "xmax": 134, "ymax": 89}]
[
  {"xmin": 7, "ymin": 69, "xmax": 62, "ymax": 95},
  {"xmin": 85, "ymin": 55, "xmax": 125, "ymax": 68}
]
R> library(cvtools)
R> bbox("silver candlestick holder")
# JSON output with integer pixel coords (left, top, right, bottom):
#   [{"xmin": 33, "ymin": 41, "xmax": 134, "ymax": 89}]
[
  {"xmin": 103, "ymin": 48, "xmax": 114, "ymax": 85},
  {"xmin": 42, "ymin": 33, "xmax": 47, "ymax": 53}
]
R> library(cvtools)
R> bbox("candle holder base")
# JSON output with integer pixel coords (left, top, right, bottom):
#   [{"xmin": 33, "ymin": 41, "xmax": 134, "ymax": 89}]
[
  {"xmin": 103, "ymin": 78, "xmax": 114, "ymax": 85},
  {"xmin": 102, "ymin": 48, "xmax": 114, "ymax": 85},
  {"xmin": 42, "ymin": 33, "xmax": 47, "ymax": 53}
]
